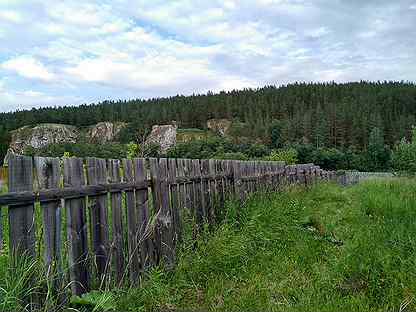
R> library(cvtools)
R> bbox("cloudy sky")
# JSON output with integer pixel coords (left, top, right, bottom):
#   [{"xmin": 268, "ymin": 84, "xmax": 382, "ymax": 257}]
[{"xmin": 0, "ymin": 0, "xmax": 415, "ymax": 112}]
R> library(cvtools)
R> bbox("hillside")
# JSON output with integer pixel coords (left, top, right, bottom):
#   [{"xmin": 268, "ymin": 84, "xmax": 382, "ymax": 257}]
[{"xmin": 1, "ymin": 81, "xmax": 416, "ymax": 168}]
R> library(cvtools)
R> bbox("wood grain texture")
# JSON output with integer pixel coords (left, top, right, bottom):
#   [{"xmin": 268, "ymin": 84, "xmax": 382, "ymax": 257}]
[
  {"xmin": 8, "ymin": 155, "xmax": 35, "ymax": 258},
  {"xmin": 108, "ymin": 159, "xmax": 125, "ymax": 285},
  {"xmin": 133, "ymin": 158, "xmax": 154, "ymax": 270},
  {"xmin": 123, "ymin": 158, "xmax": 140, "ymax": 283},
  {"xmin": 64, "ymin": 157, "xmax": 89, "ymax": 295},
  {"xmin": 86, "ymin": 158, "xmax": 110, "ymax": 285},
  {"xmin": 34, "ymin": 157, "xmax": 62, "ymax": 287}
]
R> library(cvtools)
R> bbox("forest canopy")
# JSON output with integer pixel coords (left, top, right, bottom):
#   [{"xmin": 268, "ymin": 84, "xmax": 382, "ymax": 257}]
[{"xmin": 1, "ymin": 81, "xmax": 415, "ymax": 166}]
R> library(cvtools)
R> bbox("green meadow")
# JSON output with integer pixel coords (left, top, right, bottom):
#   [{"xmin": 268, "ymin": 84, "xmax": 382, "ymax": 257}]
[{"xmin": 1, "ymin": 179, "xmax": 416, "ymax": 311}]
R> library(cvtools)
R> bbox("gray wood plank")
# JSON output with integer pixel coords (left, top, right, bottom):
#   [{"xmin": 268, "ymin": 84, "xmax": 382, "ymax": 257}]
[
  {"xmin": 200, "ymin": 159, "xmax": 211, "ymax": 223},
  {"xmin": 64, "ymin": 157, "xmax": 89, "ymax": 295},
  {"xmin": 34, "ymin": 157, "xmax": 62, "ymax": 288},
  {"xmin": 108, "ymin": 159, "xmax": 125, "ymax": 285},
  {"xmin": 86, "ymin": 158, "xmax": 110, "ymax": 286},
  {"xmin": 133, "ymin": 158, "xmax": 154, "ymax": 270},
  {"xmin": 192, "ymin": 159, "xmax": 205, "ymax": 224},
  {"xmin": 149, "ymin": 158, "xmax": 175, "ymax": 268},
  {"xmin": 8, "ymin": 155, "xmax": 35, "ymax": 258},
  {"xmin": 122, "ymin": 158, "xmax": 140, "ymax": 283},
  {"xmin": 168, "ymin": 158, "xmax": 181, "ymax": 244}
]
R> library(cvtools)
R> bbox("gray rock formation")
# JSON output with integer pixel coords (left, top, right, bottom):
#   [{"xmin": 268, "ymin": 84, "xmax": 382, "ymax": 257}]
[
  {"xmin": 207, "ymin": 118, "xmax": 232, "ymax": 136},
  {"xmin": 86, "ymin": 121, "xmax": 127, "ymax": 144},
  {"xmin": 145, "ymin": 122, "xmax": 178, "ymax": 154},
  {"xmin": 9, "ymin": 123, "xmax": 79, "ymax": 154}
]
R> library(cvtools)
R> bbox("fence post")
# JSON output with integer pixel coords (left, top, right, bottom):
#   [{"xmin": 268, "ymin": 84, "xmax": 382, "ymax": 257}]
[
  {"xmin": 8, "ymin": 155, "xmax": 35, "ymax": 259},
  {"xmin": 64, "ymin": 157, "xmax": 89, "ymax": 295}
]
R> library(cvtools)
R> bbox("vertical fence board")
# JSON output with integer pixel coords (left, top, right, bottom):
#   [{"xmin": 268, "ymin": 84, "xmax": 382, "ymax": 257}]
[
  {"xmin": 200, "ymin": 160, "xmax": 211, "ymax": 223},
  {"xmin": 232, "ymin": 161, "xmax": 243, "ymax": 203},
  {"xmin": 8, "ymin": 155, "xmax": 35, "ymax": 258},
  {"xmin": 192, "ymin": 159, "xmax": 205, "ymax": 224},
  {"xmin": 176, "ymin": 159, "xmax": 186, "ymax": 212},
  {"xmin": 34, "ymin": 157, "xmax": 62, "ymax": 291},
  {"xmin": 86, "ymin": 158, "xmax": 110, "ymax": 286},
  {"xmin": 133, "ymin": 158, "xmax": 154, "ymax": 270},
  {"xmin": 108, "ymin": 159, "xmax": 125, "ymax": 285},
  {"xmin": 64, "ymin": 157, "xmax": 89, "ymax": 295},
  {"xmin": 168, "ymin": 158, "xmax": 181, "ymax": 244},
  {"xmin": 150, "ymin": 158, "xmax": 175, "ymax": 268},
  {"xmin": 123, "ymin": 158, "xmax": 140, "ymax": 283},
  {"xmin": 184, "ymin": 159, "xmax": 195, "ymax": 217}
]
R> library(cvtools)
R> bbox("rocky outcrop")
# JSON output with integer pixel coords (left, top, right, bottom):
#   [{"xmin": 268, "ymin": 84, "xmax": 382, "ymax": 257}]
[
  {"xmin": 207, "ymin": 119, "xmax": 232, "ymax": 136},
  {"xmin": 9, "ymin": 123, "xmax": 79, "ymax": 154},
  {"xmin": 86, "ymin": 121, "xmax": 127, "ymax": 144},
  {"xmin": 145, "ymin": 122, "xmax": 178, "ymax": 154}
]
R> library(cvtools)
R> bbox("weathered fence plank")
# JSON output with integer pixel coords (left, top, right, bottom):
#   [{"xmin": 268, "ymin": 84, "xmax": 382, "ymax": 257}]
[
  {"xmin": 192, "ymin": 159, "xmax": 205, "ymax": 224},
  {"xmin": 108, "ymin": 159, "xmax": 125, "ymax": 285},
  {"xmin": 150, "ymin": 158, "xmax": 175, "ymax": 268},
  {"xmin": 34, "ymin": 157, "xmax": 62, "ymax": 290},
  {"xmin": 133, "ymin": 158, "xmax": 154, "ymax": 270},
  {"xmin": 123, "ymin": 158, "xmax": 140, "ymax": 283},
  {"xmin": 86, "ymin": 158, "xmax": 110, "ymax": 286},
  {"xmin": 168, "ymin": 158, "xmax": 181, "ymax": 244},
  {"xmin": 63, "ymin": 157, "xmax": 89, "ymax": 295},
  {"xmin": 8, "ymin": 155, "xmax": 35, "ymax": 258}
]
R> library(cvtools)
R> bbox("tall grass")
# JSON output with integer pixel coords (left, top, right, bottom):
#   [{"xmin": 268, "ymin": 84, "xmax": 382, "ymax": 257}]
[
  {"xmin": 1, "ymin": 179, "xmax": 415, "ymax": 311},
  {"xmin": 115, "ymin": 179, "xmax": 416, "ymax": 311}
]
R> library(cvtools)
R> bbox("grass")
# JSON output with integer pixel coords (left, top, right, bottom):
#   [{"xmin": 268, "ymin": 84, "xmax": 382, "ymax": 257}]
[
  {"xmin": 1, "ymin": 179, "xmax": 416, "ymax": 311},
  {"xmin": 113, "ymin": 179, "xmax": 416, "ymax": 311}
]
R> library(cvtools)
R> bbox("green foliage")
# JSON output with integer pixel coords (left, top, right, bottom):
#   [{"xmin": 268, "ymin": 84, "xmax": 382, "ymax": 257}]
[
  {"xmin": 24, "ymin": 143, "xmax": 127, "ymax": 159},
  {"xmin": 263, "ymin": 148, "xmax": 298, "ymax": 164},
  {"xmin": 269, "ymin": 119, "xmax": 283, "ymax": 148},
  {"xmin": 71, "ymin": 290, "xmax": 116, "ymax": 311},
  {"xmin": 117, "ymin": 120, "xmax": 151, "ymax": 144},
  {"xmin": 126, "ymin": 142, "xmax": 161, "ymax": 159},
  {"xmin": 166, "ymin": 137, "xmax": 269, "ymax": 160},
  {"xmin": 392, "ymin": 126, "xmax": 416, "ymax": 173},
  {"xmin": 114, "ymin": 179, "xmax": 416, "ymax": 311},
  {"xmin": 0, "ymin": 253, "xmax": 43, "ymax": 311},
  {"xmin": 365, "ymin": 127, "xmax": 391, "ymax": 171}
]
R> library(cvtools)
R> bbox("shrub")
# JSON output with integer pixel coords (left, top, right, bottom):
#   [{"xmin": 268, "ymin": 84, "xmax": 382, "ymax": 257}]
[
  {"xmin": 263, "ymin": 148, "xmax": 298, "ymax": 164},
  {"xmin": 391, "ymin": 127, "xmax": 416, "ymax": 173}
]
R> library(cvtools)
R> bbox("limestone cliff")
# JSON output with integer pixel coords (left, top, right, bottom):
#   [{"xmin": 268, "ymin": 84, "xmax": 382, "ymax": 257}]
[
  {"xmin": 145, "ymin": 123, "xmax": 178, "ymax": 154},
  {"xmin": 9, "ymin": 123, "xmax": 79, "ymax": 154},
  {"xmin": 86, "ymin": 121, "xmax": 127, "ymax": 144}
]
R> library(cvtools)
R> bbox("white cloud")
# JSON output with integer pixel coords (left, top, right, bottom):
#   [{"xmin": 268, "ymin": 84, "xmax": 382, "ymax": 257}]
[
  {"xmin": 0, "ymin": 10, "xmax": 23, "ymax": 23},
  {"xmin": 2, "ymin": 56, "xmax": 55, "ymax": 81},
  {"xmin": 0, "ymin": 0, "xmax": 415, "ymax": 112}
]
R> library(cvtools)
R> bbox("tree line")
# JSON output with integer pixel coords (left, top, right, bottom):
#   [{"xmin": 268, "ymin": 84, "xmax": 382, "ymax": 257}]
[{"xmin": 1, "ymin": 81, "xmax": 415, "ymax": 169}]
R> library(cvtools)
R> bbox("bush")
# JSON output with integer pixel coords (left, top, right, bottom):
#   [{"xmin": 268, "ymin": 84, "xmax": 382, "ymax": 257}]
[
  {"xmin": 24, "ymin": 143, "xmax": 128, "ymax": 159},
  {"xmin": 263, "ymin": 148, "xmax": 298, "ymax": 164},
  {"xmin": 392, "ymin": 127, "xmax": 416, "ymax": 173}
]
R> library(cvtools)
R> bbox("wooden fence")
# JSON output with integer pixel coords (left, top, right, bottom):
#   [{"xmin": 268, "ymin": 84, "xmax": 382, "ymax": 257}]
[{"xmin": 0, "ymin": 155, "xmax": 335, "ymax": 296}]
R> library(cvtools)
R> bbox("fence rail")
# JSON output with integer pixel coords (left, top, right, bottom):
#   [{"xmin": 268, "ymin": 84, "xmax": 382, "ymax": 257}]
[{"xmin": 0, "ymin": 155, "xmax": 335, "ymax": 296}]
